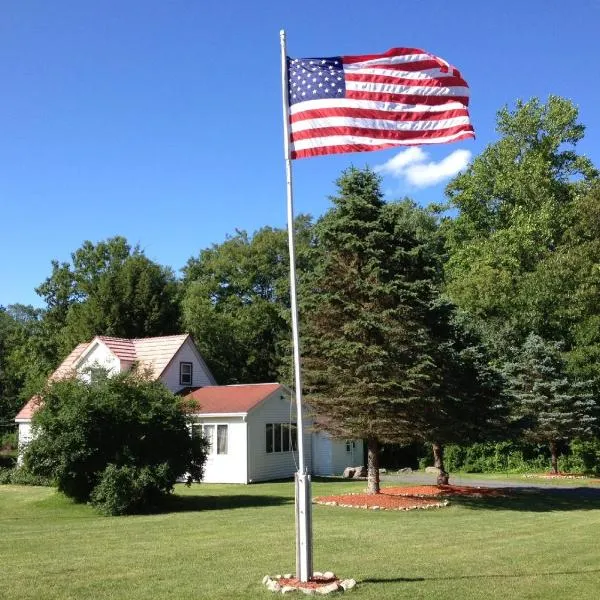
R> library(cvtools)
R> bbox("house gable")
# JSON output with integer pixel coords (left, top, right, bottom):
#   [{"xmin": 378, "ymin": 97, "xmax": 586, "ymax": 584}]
[
  {"xmin": 74, "ymin": 338, "xmax": 122, "ymax": 379},
  {"xmin": 158, "ymin": 336, "xmax": 216, "ymax": 393}
]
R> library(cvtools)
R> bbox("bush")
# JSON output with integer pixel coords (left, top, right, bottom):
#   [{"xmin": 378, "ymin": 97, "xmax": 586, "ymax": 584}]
[
  {"xmin": 1, "ymin": 430, "xmax": 18, "ymax": 452},
  {"xmin": 0, "ymin": 467, "xmax": 53, "ymax": 486},
  {"xmin": 90, "ymin": 463, "xmax": 173, "ymax": 515},
  {"xmin": 24, "ymin": 372, "xmax": 208, "ymax": 514},
  {"xmin": 559, "ymin": 438, "xmax": 600, "ymax": 475}
]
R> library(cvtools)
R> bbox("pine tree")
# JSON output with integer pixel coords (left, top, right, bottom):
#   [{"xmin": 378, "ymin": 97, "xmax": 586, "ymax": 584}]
[
  {"xmin": 503, "ymin": 333, "xmax": 597, "ymax": 473},
  {"xmin": 301, "ymin": 168, "xmax": 440, "ymax": 493}
]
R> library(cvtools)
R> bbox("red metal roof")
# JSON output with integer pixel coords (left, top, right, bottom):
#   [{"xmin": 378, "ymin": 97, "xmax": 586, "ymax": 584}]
[
  {"xmin": 15, "ymin": 334, "xmax": 192, "ymax": 422},
  {"xmin": 15, "ymin": 395, "xmax": 43, "ymax": 421},
  {"xmin": 184, "ymin": 383, "xmax": 283, "ymax": 414},
  {"xmin": 96, "ymin": 336, "xmax": 137, "ymax": 362}
]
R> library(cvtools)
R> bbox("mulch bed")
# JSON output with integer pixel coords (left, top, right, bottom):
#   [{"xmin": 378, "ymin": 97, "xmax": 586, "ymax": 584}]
[{"xmin": 314, "ymin": 484, "xmax": 506, "ymax": 511}]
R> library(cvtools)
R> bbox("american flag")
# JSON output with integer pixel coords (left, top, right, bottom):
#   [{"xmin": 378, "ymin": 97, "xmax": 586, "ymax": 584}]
[{"xmin": 286, "ymin": 47, "xmax": 474, "ymax": 159}]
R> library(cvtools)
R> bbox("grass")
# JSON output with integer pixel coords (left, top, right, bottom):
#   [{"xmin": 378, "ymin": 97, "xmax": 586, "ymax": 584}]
[{"xmin": 1, "ymin": 479, "xmax": 600, "ymax": 600}]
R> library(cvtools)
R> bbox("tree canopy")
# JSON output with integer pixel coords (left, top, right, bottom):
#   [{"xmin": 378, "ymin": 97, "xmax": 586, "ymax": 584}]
[
  {"xmin": 24, "ymin": 372, "xmax": 207, "ymax": 514},
  {"xmin": 181, "ymin": 218, "xmax": 314, "ymax": 384},
  {"xmin": 301, "ymin": 168, "xmax": 506, "ymax": 489}
]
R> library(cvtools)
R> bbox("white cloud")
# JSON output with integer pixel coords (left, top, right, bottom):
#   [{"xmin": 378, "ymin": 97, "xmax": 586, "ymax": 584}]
[{"xmin": 375, "ymin": 148, "xmax": 471, "ymax": 188}]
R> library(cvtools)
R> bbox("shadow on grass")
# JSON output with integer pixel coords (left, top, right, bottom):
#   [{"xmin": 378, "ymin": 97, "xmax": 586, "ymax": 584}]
[
  {"xmin": 363, "ymin": 567, "xmax": 600, "ymax": 583},
  {"xmin": 164, "ymin": 494, "xmax": 293, "ymax": 513},
  {"xmin": 449, "ymin": 487, "xmax": 600, "ymax": 512}
]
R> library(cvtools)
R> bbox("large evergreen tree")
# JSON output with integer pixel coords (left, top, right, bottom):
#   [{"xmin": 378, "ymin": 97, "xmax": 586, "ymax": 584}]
[
  {"xmin": 502, "ymin": 333, "xmax": 597, "ymax": 473},
  {"xmin": 302, "ymin": 168, "xmax": 446, "ymax": 492}
]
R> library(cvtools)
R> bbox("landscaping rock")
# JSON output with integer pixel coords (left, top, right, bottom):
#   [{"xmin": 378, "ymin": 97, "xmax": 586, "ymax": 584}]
[
  {"xmin": 262, "ymin": 575, "xmax": 272, "ymax": 585},
  {"xmin": 342, "ymin": 467, "xmax": 355, "ymax": 479},
  {"xmin": 425, "ymin": 466, "xmax": 441, "ymax": 475},
  {"xmin": 316, "ymin": 582, "xmax": 340, "ymax": 595},
  {"xmin": 399, "ymin": 467, "xmax": 412, "ymax": 473},
  {"xmin": 352, "ymin": 466, "xmax": 367, "ymax": 478},
  {"xmin": 379, "ymin": 468, "xmax": 387, "ymax": 474},
  {"xmin": 340, "ymin": 579, "xmax": 357, "ymax": 591},
  {"xmin": 281, "ymin": 586, "xmax": 297, "ymax": 595},
  {"xmin": 300, "ymin": 587, "xmax": 315, "ymax": 595},
  {"xmin": 322, "ymin": 571, "xmax": 335, "ymax": 579}
]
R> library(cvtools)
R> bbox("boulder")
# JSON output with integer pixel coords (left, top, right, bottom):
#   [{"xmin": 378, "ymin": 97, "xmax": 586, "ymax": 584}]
[
  {"xmin": 342, "ymin": 467, "xmax": 355, "ymax": 479},
  {"xmin": 425, "ymin": 466, "xmax": 441, "ymax": 475},
  {"xmin": 379, "ymin": 468, "xmax": 387, "ymax": 474},
  {"xmin": 399, "ymin": 467, "xmax": 412, "ymax": 474},
  {"xmin": 352, "ymin": 466, "xmax": 367, "ymax": 478},
  {"xmin": 340, "ymin": 579, "xmax": 357, "ymax": 591},
  {"xmin": 317, "ymin": 582, "xmax": 341, "ymax": 595}
]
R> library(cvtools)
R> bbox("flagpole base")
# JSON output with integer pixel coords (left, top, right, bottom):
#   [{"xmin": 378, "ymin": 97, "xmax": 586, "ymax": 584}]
[{"xmin": 295, "ymin": 471, "xmax": 313, "ymax": 582}]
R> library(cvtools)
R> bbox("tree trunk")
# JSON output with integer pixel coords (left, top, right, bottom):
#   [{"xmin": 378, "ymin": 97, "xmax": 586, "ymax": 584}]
[
  {"xmin": 549, "ymin": 440, "xmax": 559, "ymax": 474},
  {"xmin": 366, "ymin": 437, "xmax": 380, "ymax": 494},
  {"xmin": 432, "ymin": 441, "xmax": 449, "ymax": 485}
]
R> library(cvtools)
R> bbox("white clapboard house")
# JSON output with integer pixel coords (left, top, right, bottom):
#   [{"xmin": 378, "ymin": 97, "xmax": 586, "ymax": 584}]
[{"xmin": 15, "ymin": 334, "xmax": 362, "ymax": 482}]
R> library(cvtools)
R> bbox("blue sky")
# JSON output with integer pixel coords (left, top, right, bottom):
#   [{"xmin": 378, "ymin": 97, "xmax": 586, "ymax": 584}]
[{"xmin": 2, "ymin": 1, "xmax": 599, "ymax": 307}]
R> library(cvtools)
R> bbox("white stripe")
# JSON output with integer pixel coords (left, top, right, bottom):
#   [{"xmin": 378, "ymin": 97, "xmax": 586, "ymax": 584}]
[
  {"xmin": 346, "ymin": 81, "xmax": 470, "ymax": 97},
  {"xmin": 346, "ymin": 65, "xmax": 456, "ymax": 80},
  {"xmin": 291, "ymin": 115, "xmax": 472, "ymax": 134},
  {"xmin": 346, "ymin": 53, "xmax": 432, "ymax": 68},
  {"xmin": 292, "ymin": 130, "xmax": 473, "ymax": 152},
  {"xmin": 289, "ymin": 98, "xmax": 468, "ymax": 116}
]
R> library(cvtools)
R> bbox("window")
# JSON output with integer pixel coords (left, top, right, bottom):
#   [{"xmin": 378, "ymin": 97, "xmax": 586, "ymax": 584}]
[
  {"xmin": 180, "ymin": 362, "xmax": 193, "ymax": 386},
  {"xmin": 194, "ymin": 423, "xmax": 228, "ymax": 455},
  {"xmin": 266, "ymin": 423, "xmax": 297, "ymax": 453},
  {"xmin": 345, "ymin": 440, "xmax": 355, "ymax": 453}
]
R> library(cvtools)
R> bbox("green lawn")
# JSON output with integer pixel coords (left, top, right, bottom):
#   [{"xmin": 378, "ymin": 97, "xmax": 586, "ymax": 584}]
[{"xmin": 1, "ymin": 480, "xmax": 599, "ymax": 600}]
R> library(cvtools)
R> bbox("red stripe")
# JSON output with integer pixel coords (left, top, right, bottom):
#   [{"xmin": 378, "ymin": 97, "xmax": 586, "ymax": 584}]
[
  {"xmin": 290, "ymin": 123, "xmax": 475, "ymax": 144},
  {"xmin": 346, "ymin": 90, "xmax": 470, "ymax": 107},
  {"xmin": 342, "ymin": 47, "xmax": 428, "ymax": 64},
  {"xmin": 291, "ymin": 131, "xmax": 475, "ymax": 159},
  {"xmin": 347, "ymin": 58, "xmax": 452, "ymax": 73},
  {"xmin": 290, "ymin": 106, "xmax": 470, "ymax": 124},
  {"xmin": 345, "ymin": 72, "xmax": 468, "ymax": 88}
]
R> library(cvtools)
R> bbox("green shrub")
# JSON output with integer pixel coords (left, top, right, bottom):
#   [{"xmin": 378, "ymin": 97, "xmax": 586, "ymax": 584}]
[
  {"xmin": 24, "ymin": 373, "xmax": 207, "ymax": 514},
  {"xmin": 559, "ymin": 439, "xmax": 600, "ymax": 475},
  {"xmin": 443, "ymin": 441, "xmax": 551, "ymax": 473},
  {"xmin": 0, "ymin": 467, "xmax": 53, "ymax": 486},
  {"xmin": 90, "ymin": 463, "xmax": 173, "ymax": 515},
  {"xmin": 0, "ymin": 454, "xmax": 16, "ymax": 469},
  {"xmin": 1, "ymin": 431, "xmax": 18, "ymax": 451}
]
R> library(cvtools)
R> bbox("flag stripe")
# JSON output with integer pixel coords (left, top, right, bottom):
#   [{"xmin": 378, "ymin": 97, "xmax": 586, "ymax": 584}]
[
  {"xmin": 287, "ymin": 47, "xmax": 473, "ymax": 159},
  {"xmin": 345, "ymin": 80, "xmax": 469, "ymax": 97},
  {"xmin": 289, "ymin": 98, "xmax": 469, "ymax": 116},
  {"xmin": 346, "ymin": 90, "xmax": 470, "ymax": 107},
  {"xmin": 346, "ymin": 72, "xmax": 468, "ymax": 88},
  {"xmin": 291, "ymin": 123, "xmax": 474, "ymax": 144},
  {"xmin": 291, "ymin": 116, "xmax": 472, "ymax": 136},
  {"xmin": 290, "ymin": 106, "xmax": 470, "ymax": 125},
  {"xmin": 291, "ymin": 131, "xmax": 475, "ymax": 159}
]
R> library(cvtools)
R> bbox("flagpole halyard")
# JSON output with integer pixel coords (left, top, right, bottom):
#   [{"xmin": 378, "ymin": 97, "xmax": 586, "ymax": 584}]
[{"xmin": 280, "ymin": 29, "xmax": 313, "ymax": 583}]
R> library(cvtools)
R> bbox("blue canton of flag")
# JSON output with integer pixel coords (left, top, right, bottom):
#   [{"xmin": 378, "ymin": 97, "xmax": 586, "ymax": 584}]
[{"xmin": 287, "ymin": 57, "xmax": 346, "ymax": 106}]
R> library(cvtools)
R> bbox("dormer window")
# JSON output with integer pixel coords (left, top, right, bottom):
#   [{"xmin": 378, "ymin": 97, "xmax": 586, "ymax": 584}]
[{"xmin": 180, "ymin": 362, "xmax": 193, "ymax": 386}]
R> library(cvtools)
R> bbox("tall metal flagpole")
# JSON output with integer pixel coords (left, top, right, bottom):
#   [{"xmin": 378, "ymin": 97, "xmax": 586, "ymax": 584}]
[{"xmin": 279, "ymin": 29, "xmax": 313, "ymax": 583}]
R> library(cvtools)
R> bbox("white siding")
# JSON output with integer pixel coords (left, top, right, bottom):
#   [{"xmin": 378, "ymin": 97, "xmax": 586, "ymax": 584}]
[
  {"xmin": 311, "ymin": 432, "xmax": 332, "ymax": 476},
  {"xmin": 310, "ymin": 433, "xmax": 364, "ymax": 476},
  {"xmin": 330, "ymin": 438, "xmax": 364, "ymax": 475},
  {"xmin": 76, "ymin": 342, "xmax": 120, "ymax": 381},
  {"xmin": 16, "ymin": 422, "xmax": 32, "ymax": 465},
  {"xmin": 247, "ymin": 390, "xmax": 312, "ymax": 482},
  {"xmin": 160, "ymin": 339, "xmax": 215, "ymax": 393},
  {"xmin": 193, "ymin": 416, "xmax": 247, "ymax": 483}
]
